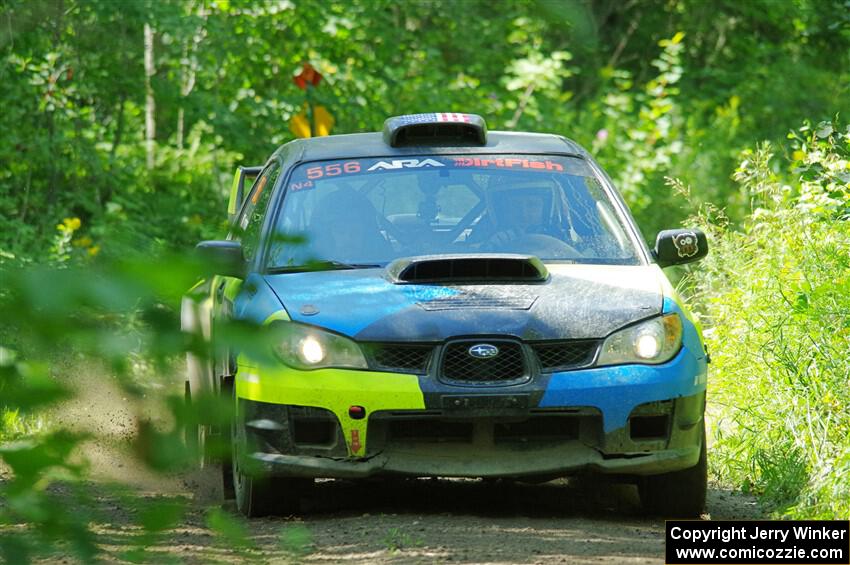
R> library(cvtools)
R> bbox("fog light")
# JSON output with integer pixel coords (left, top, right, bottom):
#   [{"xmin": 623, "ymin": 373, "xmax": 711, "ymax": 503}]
[{"xmin": 299, "ymin": 336, "xmax": 325, "ymax": 364}]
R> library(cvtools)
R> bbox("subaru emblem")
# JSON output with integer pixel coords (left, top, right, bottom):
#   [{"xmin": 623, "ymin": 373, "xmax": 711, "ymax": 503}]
[{"xmin": 468, "ymin": 344, "xmax": 499, "ymax": 359}]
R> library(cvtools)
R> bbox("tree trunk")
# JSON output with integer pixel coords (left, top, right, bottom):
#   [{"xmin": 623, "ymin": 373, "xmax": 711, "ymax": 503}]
[
  {"xmin": 144, "ymin": 22, "xmax": 156, "ymax": 171},
  {"xmin": 176, "ymin": 107, "xmax": 185, "ymax": 150},
  {"xmin": 177, "ymin": 3, "xmax": 206, "ymax": 151},
  {"xmin": 101, "ymin": 94, "xmax": 127, "ymax": 206}
]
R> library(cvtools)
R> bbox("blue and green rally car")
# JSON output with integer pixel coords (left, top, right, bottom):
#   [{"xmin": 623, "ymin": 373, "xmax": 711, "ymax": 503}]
[{"xmin": 182, "ymin": 113, "xmax": 710, "ymax": 518}]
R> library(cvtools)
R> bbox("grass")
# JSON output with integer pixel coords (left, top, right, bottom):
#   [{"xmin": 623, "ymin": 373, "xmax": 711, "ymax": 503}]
[
  {"xmin": 382, "ymin": 527, "xmax": 423, "ymax": 552},
  {"xmin": 688, "ymin": 124, "xmax": 850, "ymax": 518}
]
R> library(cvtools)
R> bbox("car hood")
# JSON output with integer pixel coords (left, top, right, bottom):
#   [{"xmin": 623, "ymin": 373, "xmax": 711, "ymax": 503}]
[{"xmin": 263, "ymin": 264, "xmax": 664, "ymax": 342}]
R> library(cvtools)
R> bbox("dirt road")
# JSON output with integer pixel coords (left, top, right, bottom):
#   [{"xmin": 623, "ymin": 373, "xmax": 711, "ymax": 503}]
[
  {"xmin": 20, "ymin": 365, "xmax": 763, "ymax": 563},
  {"xmin": 79, "ymin": 472, "xmax": 762, "ymax": 564}
]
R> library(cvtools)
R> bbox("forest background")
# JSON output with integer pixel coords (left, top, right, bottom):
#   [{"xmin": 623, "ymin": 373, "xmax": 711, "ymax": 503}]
[{"xmin": 0, "ymin": 0, "xmax": 849, "ymax": 561}]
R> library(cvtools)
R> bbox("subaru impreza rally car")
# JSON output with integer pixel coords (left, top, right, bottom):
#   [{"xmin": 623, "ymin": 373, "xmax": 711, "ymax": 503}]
[{"xmin": 182, "ymin": 113, "xmax": 710, "ymax": 518}]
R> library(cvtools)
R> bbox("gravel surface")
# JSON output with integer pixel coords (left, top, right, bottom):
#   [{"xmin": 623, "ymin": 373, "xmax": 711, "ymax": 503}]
[
  {"xmin": 75, "ymin": 474, "xmax": 763, "ymax": 564},
  {"xmin": 9, "ymin": 365, "xmax": 764, "ymax": 563}
]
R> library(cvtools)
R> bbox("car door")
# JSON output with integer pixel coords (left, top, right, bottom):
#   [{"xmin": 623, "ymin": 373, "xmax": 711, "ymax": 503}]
[{"xmin": 211, "ymin": 159, "xmax": 282, "ymax": 385}]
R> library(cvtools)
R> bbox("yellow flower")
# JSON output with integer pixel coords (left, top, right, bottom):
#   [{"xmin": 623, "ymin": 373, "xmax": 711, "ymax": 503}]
[
  {"xmin": 87, "ymin": 245, "xmax": 100, "ymax": 257},
  {"xmin": 62, "ymin": 217, "xmax": 82, "ymax": 231},
  {"xmin": 73, "ymin": 236, "xmax": 93, "ymax": 248}
]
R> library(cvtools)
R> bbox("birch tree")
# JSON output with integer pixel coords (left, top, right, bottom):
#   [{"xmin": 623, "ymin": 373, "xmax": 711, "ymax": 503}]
[{"xmin": 144, "ymin": 22, "xmax": 155, "ymax": 170}]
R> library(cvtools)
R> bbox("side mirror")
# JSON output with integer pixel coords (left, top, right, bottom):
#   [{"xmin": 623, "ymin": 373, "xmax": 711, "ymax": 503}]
[
  {"xmin": 195, "ymin": 240, "xmax": 246, "ymax": 278},
  {"xmin": 653, "ymin": 229, "xmax": 708, "ymax": 268}
]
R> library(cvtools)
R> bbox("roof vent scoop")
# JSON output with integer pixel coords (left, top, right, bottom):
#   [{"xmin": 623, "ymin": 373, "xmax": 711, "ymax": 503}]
[
  {"xmin": 383, "ymin": 113, "xmax": 487, "ymax": 147},
  {"xmin": 386, "ymin": 254, "xmax": 548, "ymax": 284}
]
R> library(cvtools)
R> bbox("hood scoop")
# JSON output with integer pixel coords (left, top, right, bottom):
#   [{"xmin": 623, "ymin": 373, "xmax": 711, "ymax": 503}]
[{"xmin": 386, "ymin": 254, "xmax": 549, "ymax": 284}]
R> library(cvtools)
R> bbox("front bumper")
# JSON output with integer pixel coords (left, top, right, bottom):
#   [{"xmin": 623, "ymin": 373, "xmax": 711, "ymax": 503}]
[
  {"xmin": 249, "ymin": 440, "xmax": 701, "ymax": 479},
  {"xmin": 235, "ymin": 342, "xmax": 707, "ymax": 479}
]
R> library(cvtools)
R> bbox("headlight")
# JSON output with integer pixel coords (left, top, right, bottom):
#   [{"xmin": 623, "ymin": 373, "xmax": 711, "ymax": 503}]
[
  {"xmin": 272, "ymin": 323, "xmax": 367, "ymax": 370},
  {"xmin": 597, "ymin": 313, "xmax": 682, "ymax": 366}
]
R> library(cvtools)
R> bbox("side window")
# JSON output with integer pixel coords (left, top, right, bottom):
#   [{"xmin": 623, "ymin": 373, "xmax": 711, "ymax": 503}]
[{"xmin": 235, "ymin": 162, "xmax": 281, "ymax": 261}]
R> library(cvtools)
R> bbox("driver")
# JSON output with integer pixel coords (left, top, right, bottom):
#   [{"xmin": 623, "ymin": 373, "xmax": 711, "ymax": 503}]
[
  {"xmin": 483, "ymin": 183, "xmax": 563, "ymax": 248},
  {"xmin": 309, "ymin": 189, "xmax": 393, "ymax": 263},
  {"xmin": 506, "ymin": 190, "xmax": 547, "ymax": 232}
]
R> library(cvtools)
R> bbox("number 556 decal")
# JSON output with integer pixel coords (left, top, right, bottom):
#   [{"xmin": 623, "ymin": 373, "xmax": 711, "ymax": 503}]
[{"xmin": 306, "ymin": 161, "xmax": 361, "ymax": 180}]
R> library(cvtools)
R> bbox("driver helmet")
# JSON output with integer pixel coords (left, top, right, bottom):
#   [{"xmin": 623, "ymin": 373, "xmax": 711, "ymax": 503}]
[{"xmin": 486, "ymin": 180, "xmax": 561, "ymax": 235}]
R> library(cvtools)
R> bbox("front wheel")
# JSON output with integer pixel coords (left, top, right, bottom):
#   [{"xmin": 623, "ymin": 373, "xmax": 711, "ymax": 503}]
[
  {"xmin": 231, "ymin": 396, "xmax": 308, "ymax": 517},
  {"xmin": 183, "ymin": 381, "xmax": 209, "ymax": 467},
  {"xmin": 638, "ymin": 423, "xmax": 707, "ymax": 518}
]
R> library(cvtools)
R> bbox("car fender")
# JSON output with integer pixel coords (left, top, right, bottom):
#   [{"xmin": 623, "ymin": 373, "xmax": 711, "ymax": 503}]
[{"xmin": 181, "ymin": 278, "xmax": 215, "ymax": 399}]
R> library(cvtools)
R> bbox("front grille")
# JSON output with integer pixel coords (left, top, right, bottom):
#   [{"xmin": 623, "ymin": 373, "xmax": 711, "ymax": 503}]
[
  {"xmin": 440, "ymin": 341, "xmax": 527, "ymax": 384},
  {"xmin": 531, "ymin": 340, "xmax": 599, "ymax": 372},
  {"xmin": 365, "ymin": 344, "xmax": 434, "ymax": 373},
  {"xmin": 369, "ymin": 410, "xmax": 604, "ymax": 452},
  {"xmin": 362, "ymin": 339, "xmax": 598, "ymax": 379}
]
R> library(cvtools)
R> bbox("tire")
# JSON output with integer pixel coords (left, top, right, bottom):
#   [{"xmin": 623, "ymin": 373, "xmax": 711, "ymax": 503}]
[
  {"xmin": 639, "ymin": 423, "xmax": 707, "ymax": 518},
  {"xmin": 187, "ymin": 376, "xmax": 238, "ymax": 499},
  {"xmin": 183, "ymin": 381, "xmax": 209, "ymax": 467},
  {"xmin": 220, "ymin": 377, "xmax": 235, "ymax": 500},
  {"xmin": 231, "ymin": 394, "xmax": 306, "ymax": 517}
]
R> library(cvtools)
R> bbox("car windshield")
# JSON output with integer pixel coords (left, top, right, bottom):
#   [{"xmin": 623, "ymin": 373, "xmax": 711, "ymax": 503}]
[{"xmin": 266, "ymin": 154, "xmax": 642, "ymax": 269}]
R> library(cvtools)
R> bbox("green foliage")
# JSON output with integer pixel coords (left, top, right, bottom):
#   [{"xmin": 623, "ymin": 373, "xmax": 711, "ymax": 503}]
[
  {"xmin": 119, "ymin": 497, "xmax": 185, "ymax": 563},
  {"xmin": 0, "ymin": 0, "xmax": 849, "ymax": 558},
  {"xmin": 688, "ymin": 121, "xmax": 850, "ymax": 517},
  {"xmin": 2, "ymin": 0, "xmax": 849, "ymax": 259},
  {"xmin": 279, "ymin": 524, "xmax": 313, "ymax": 560},
  {"xmin": 0, "ymin": 253, "xmax": 278, "ymax": 561},
  {"xmin": 584, "ymin": 32, "xmax": 689, "ymax": 236},
  {"xmin": 206, "ymin": 506, "xmax": 258, "ymax": 560},
  {"xmin": 0, "ymin": 431, "xmax": 98, "ymax": 563},
  {"xmin": 382, "ymin": 526, "xmax": 423, "ymax": 552}
]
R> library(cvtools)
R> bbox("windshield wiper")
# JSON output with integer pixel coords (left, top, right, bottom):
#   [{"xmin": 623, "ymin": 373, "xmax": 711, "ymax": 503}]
[{"xmin": 266, "ymin": 261, "xmax": 383, "ymax": 274}]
